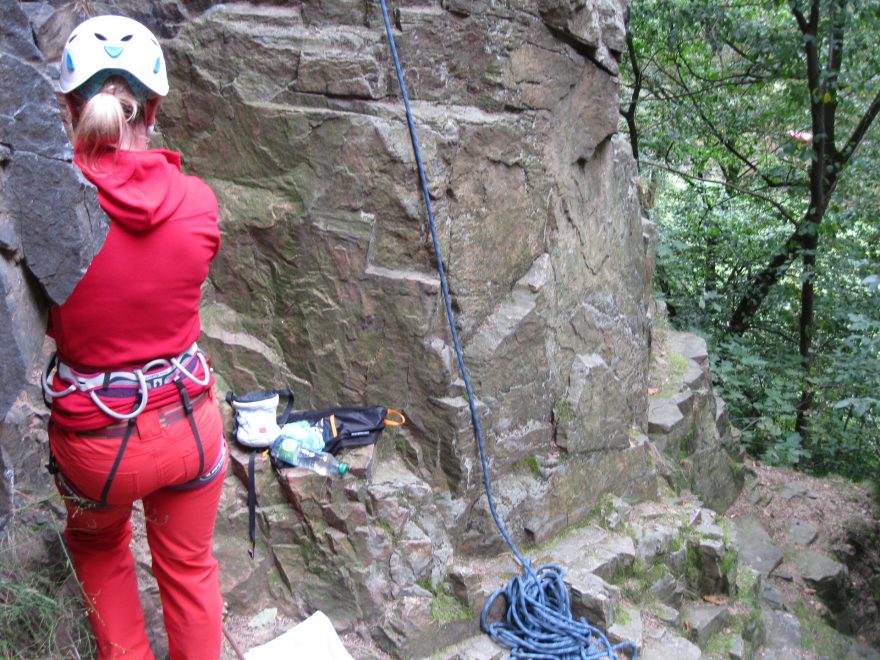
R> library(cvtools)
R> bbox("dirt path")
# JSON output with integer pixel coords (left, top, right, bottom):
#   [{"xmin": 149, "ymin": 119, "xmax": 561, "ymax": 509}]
[{"xmin": 726, "ymin": 460, "xmax": 880, "ymax": 650}]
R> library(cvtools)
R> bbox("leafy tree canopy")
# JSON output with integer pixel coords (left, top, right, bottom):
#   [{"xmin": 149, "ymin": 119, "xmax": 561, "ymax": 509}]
[{"xmin": 622, "ymin": 0, "xmax": 880, "ymax": 479}]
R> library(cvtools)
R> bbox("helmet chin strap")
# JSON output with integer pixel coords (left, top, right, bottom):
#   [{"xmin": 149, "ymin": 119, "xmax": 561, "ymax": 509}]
[{"xmin": 146, "ymin": 124, "xmax": 155, "ymax": 138}]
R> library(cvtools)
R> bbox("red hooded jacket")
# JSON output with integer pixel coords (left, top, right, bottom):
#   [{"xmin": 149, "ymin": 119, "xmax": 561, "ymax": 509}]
[{"xmin": 47, "ymin": 148, "xmax": 221, "ymax": 429}]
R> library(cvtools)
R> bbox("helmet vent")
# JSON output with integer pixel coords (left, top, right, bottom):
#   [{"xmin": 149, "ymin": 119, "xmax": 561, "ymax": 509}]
[
  {"xmin": 153, "ymin": 57, "xmax": 162, "ymax": 74},
  {"xmin": 94, "ymin": 33, "xmax": 107, "ymax": 41},
  {"xmin": 121, "ymin": 35, "xmax": 133, "ymax": 42}
]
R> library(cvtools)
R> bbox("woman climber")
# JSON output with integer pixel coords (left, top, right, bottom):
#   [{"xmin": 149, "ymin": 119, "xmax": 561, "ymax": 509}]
[{"xmin": 43, "ymin": 14, "xmax": 226, "ymax": 659}]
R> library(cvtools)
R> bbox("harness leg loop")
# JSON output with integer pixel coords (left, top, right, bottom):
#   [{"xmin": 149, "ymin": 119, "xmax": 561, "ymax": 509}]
[
  {"xmin": 100, "ymin": 418, "xmax": 136, "ymax": 506},
  {"xmin": 175, "ymin": 380, "xmax": 205, "ymax": 475}
]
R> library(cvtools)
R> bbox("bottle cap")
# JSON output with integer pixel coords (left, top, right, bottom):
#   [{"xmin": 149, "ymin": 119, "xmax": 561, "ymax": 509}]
[{"xmin": 337, "ymin": 463, "xmax": 349, "ymax": 476}]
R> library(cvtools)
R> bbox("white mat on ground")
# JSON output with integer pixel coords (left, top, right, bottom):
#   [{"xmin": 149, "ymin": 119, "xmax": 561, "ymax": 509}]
[{"xmin": 244, "ymin": 611, "xmax": 354, "ymax": 660}]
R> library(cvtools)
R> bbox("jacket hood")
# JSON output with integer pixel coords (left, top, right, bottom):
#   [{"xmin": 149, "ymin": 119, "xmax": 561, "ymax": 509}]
[{"xmin": 74, "ymin": 149, "xmax": 188, "ymax": 232}]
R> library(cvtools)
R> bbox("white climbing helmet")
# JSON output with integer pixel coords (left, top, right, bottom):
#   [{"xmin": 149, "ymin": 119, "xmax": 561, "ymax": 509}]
[{"xmin": 59, "ymin": 15, "xmax": 168, "ymax": 98}]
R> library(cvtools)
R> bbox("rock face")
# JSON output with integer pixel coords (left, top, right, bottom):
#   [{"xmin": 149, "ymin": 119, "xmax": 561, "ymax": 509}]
[
  {"xmin": 156, "ymin": 1, "xmax": 658, "ymax": 652},
  {"xmin": 0, "ymin": 1, "xmax": 108, "ymax": 370},
  {"xmin": 161, "ymin": 0, "xmax": 653, "ymax": 544},
  {"xmin": 647, "ymin": 329, "xmax": 745, "ymax": 510},
  {"xmin": 0, "ymin": 1, "xmax": 107, "ymax": 536}
]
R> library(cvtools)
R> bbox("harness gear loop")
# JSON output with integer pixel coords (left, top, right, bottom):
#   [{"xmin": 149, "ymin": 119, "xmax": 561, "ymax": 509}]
[
  {"xmin": 171, "ymin": 350, "xmax": 211, "ymax": 387},
  {"xmin": 41, "ymin": 343, "xmax": 206, "ymax": 421},
  {"xmin": 42, "ymin": 353, "xmax": 76, "ymax": 399},
  {"xmin": 88, "ymin": 369, "xmax": 149, "ymax": 421}
]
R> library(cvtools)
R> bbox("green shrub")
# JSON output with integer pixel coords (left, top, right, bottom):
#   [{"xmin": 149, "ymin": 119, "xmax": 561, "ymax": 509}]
[{"xmin": 0, "ymin": 521, "xmax": 94, "ymax": 659}]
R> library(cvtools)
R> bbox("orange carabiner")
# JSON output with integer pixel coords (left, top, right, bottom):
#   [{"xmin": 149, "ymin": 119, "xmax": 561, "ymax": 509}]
[{"xmin": 384, "ymin": 409, "xmax": 406, "ymax": 426}]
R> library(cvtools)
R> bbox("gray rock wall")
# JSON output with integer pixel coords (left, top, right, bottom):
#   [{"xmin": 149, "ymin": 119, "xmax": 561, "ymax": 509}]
[
  {"xmin": 1, "ymin": 1, "xmax": 103, "ymax": 418},
  {"xmin": 0, "ymin": 1, "xmax": 107, "ymax": 536},
  {"xmin": 154, "ymin": 0, "xmax": 652, "ymax": 533},
  {"xmin": 137, "ymin": 2, "xmax": 656, "ymax": 650}
]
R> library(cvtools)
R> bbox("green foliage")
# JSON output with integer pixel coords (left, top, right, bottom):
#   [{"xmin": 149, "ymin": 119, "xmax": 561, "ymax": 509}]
[
  {"xmin": 792, "ymin": 597, "xmax": 852, "ymax": 656},
  {"xmin": 588, "ymin": 493, "xmax": 617, "ymax": 528},
  {"xmin": 514, "ymin": 454, "xmax": 542, "ymax": 478},
  {"xmin": 685, "ymin": 539, "xmax": 703, "ymax": 590},
  {"xmin": 719, "ymin": 547, "xmax": 738, "ymax": 579},
  {"xmin": 609, "ymin": 555, "xmax": 670, "ymax": 603},
  {"xmin": 417, "ymin": 579, "xmax": 473, "ymax": 625},
  {"xmin": 0, "ymin": 524, "xmax": 94, "ymax": 659},
  {"xmin": 702, "ymin": 631, "xmax": 735, "ymax": 658},
  {"xmin": 624, "ymin": 0, "xmax": 880, "ymax": 480},
  {"xmin": 552, "ymin": 400, "xmax": 575, "ymax": 424}
]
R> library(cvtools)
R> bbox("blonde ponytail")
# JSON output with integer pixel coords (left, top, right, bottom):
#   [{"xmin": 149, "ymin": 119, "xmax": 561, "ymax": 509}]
[{"xmin": 73, "ymin": 77, "xmax": 145, "ymax": 164}]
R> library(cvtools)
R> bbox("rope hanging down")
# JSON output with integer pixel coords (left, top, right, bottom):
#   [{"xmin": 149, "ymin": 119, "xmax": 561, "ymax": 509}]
[{"xmin": 377, "ymin": 3, "xmax": 637, "ymax": 658}]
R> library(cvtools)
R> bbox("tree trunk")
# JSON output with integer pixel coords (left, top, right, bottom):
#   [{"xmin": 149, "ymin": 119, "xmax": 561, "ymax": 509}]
[{"xmin": 623, "ymin": 32, "xmax": 641, "ymax": 164}]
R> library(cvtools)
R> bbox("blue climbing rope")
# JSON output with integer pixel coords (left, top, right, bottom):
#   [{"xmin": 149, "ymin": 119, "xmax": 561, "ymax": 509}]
[{"xmin": 377, "ymin": 3, "xmax": 637, "ymax": 659}]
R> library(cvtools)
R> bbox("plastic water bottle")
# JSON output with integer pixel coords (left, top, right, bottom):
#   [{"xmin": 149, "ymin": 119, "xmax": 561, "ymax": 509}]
[
  {"xmin": 278, "ymin": 421, "xmax": 325, "ymax": 452},
  {"xmin": 274, "ymin": 438, "xmax": 349, "ymax": 477}
]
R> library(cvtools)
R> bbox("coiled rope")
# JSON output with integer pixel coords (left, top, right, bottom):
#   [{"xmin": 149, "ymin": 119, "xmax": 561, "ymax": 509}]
[{"xmin": 377, "ymin": 3, "xmax": 637, "ymax": 658}]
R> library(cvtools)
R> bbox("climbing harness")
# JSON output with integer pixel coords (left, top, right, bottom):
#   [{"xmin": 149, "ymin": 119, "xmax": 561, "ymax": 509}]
[
  {"xmin": 377, "ymin": 3, "xmax": 637, "ymax": 657},
  {"xmin": 43, "ymin": 343, "xmax": 221, "ymax": 509}
]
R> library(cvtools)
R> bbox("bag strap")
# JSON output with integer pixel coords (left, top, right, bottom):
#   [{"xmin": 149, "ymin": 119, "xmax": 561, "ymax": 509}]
[
  {"xmin": 226, "ymin": 387, "xmax": 294, "ymax": 559},
  {"xmin": 277, "ymin": 387, "xmax": 294, "ymax": 425},
  {"xmin": 247, "ymin": 451, "xmax": 257, "ymax": 559}
]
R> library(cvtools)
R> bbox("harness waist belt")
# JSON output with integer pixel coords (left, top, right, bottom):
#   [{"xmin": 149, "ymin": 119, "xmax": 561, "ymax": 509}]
[
  {"xmin": 43, "ymin": 342, "xmax": 212, "ymax": 421},
  {"xmin": 55, "ymin": 342, "xmax": 201, "ymax": 392}
]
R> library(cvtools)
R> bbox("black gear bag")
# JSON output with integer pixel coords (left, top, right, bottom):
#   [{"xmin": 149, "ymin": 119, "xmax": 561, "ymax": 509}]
[{"xmin": 280, "ymin": 405, "xmax": 405, "ymax": 455}]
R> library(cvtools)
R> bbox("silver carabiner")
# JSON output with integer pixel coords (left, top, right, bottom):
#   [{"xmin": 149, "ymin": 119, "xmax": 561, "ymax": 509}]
[{"xmin": 88, "ymin": 369, "xmax": 149, "ymax": 421}]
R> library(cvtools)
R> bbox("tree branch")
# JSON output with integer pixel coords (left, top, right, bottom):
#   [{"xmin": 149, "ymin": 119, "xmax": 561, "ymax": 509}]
[
  {"xmin": 823, "ymin": 0, "xmax": 846, "ymax": 157},
  {"xmin": 727, "ymin": 229, "xmax": 802, "ymax": 334},
  {"xmin": 640, "ymin": 160, "xmax": 798, "ymax": 224},
  {"xmin": 836, "ymin": 86, "xmax": 880, "ymax": 171},
  {"xmin": 674, "ymin": 58, "xmax": 792, "ymax": 190}
]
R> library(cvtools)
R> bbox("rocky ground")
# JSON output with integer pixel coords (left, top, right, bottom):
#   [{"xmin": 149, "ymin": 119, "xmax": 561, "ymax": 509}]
[
  {"xmin": 212, "ymin": 458, "xmax": 879, "ymax": 659},
  {"xmin": 211, "ymin": 329, "xmax": 879, "ymax": 659},
  {"xmin": 725, "ymin": 460, "xmax": 880, "ymax": 657}
]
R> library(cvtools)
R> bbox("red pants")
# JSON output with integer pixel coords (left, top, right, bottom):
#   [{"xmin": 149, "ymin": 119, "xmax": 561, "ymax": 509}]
[{"xmin": 50, "ymin": 389, "xmax": 227, "ymax": 660}]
